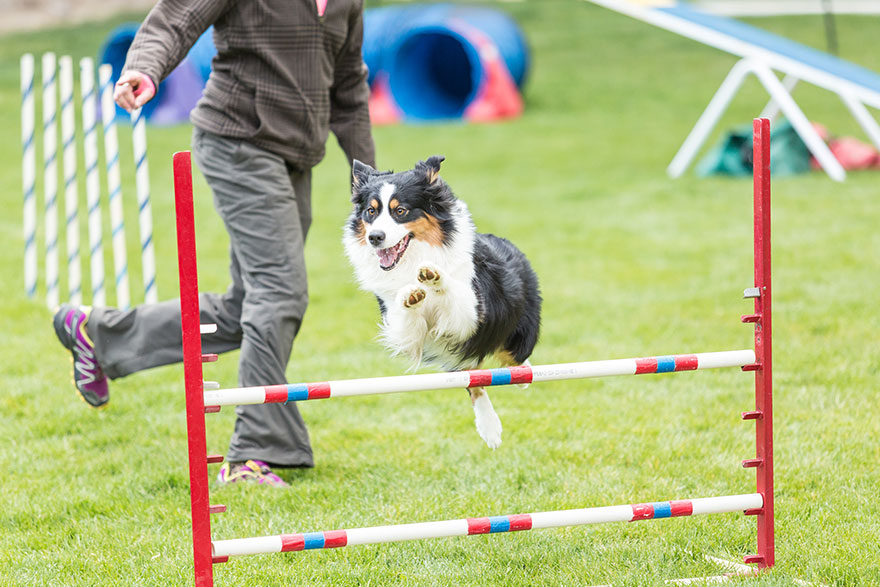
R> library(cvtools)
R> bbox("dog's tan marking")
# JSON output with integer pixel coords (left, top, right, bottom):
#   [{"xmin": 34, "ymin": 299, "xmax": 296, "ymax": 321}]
[
  {"xmin": 369, "ymin": 198, "xmax": 380, "ymax": 211},
  {"xmin": 427, "ymin": 169, "xmax": 440, "ymax": 184},
  {"xmin": 495, "ymin": 350, "xmax": 519, "ymax": 367},
  {"xmin": 353, "ymin": 219, "xmax": 366, "ymax": 245},
  {"xmin": 468, "ymin": 386, "xmax": 485, "ymax": 404},
  {"xmin": 406, "ymin": 214, "xmax": 444, "ymax": 247},
  {"xmin": 389, "ymin": 198, "xmax": 399, "ymax": 211}
]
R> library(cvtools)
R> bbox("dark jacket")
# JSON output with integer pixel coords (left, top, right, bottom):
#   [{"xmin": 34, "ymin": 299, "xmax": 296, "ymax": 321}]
[{"xmin": 124, "ymin": 0, "xmax": 376, "ymax": 170}]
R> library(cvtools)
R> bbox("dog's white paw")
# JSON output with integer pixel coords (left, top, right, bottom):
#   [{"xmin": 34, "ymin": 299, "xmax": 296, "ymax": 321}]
[
  {"xmin": 472, "ymin": 393, "xmax": 503, "ymax": 449},
  {"xmin": 402, "ymin": 287, "xmax": 426, "ymax": 309},
  {"xmin": 418, "ymin": 265, "xmax": 442, "ymax": 289}
]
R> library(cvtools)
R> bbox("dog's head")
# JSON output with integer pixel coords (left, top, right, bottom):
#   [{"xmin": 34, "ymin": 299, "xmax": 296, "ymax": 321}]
[{"xmin": 347, "ymin": 156, "xmax": 458, "ymax": 271}]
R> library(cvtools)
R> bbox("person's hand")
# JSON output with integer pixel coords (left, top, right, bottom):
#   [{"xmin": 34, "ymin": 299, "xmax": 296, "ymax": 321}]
[{"xmin": 113, "ymin": 70, "xmax": 156, "ymax": 112}]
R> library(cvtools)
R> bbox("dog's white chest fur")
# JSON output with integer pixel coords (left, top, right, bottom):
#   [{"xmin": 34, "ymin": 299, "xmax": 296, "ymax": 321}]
[{"xmin": 344, "ymin": 200, "xmax": 480, "ymax": 369}]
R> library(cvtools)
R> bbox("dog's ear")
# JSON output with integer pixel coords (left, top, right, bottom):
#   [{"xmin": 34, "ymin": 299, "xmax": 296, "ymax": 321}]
[
  {"xmin": 352, "ymin": 159, "xmax": 375, "ymax": 190},
  {"xmin": 416, "ymin": 155, "xmax": 445, "ymax": 184}
]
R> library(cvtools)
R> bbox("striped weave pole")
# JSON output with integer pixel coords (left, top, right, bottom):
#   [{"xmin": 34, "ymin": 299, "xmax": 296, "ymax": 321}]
[
  {"xmin": 204, "ymin": 349, "xmax": 756, "ymax": 407},
  {"xmin": 131, "ymin": 107, "xmax": 157, "ymax": 303},
  {"xmin": 21, "ymin": 54, "xmax": 37, "ymax": 299},
  {"xmin": 80, "ymin": 58, "xmax": 105, "ymax": 306},
  {"xmin": 98, "ymin": 64, "xmax": 130, "ymax": 309},
  {"xmin": 212, "ymin": 493, "xmax": 763, "ymax": 558},
  {"xmin": 42, "ymin": 52, "xmax": 59, "ymax": 310},
  {"xmin": 59, "ymin": 56, "xmax": 81, "ymax": 305}
]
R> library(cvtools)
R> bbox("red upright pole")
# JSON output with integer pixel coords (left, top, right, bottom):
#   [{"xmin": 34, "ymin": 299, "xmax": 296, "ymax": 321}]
[
  {"xmin": 744, "ymin": 118, "xmax": 774, "ymax": 568},
  {"xmin": 174, "ymin": 151, "xmax": 214, "ymax": 587}
]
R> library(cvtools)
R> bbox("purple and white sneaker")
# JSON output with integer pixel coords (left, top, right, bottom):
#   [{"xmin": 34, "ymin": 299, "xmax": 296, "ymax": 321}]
[
  {"xmin": 217, "ymin": 460, "xmax": 289, "ymax": 488},
  {"xmin": 53, "ymin": 304, "xmax": 109, "ymax": 408}
]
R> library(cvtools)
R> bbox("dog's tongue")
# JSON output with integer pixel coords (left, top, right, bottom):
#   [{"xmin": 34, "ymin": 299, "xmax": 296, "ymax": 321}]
[
  {"xmin": 378, "ymin": 246, "xmax": 397, "ymax": 269},
  {"xmin": 377, "ymin": 236, "xmax": 408, "ymax": 269}
]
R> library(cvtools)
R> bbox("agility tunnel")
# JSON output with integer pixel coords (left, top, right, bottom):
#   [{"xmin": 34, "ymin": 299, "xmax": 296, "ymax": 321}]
[
  {"xmin": 363, "ymin": 4, "xmax": 530, "ymax": 122},
  {"xmin": 98, "ymin": 4, "xmax": 529, "ymax": 125},
  {"xmin": 171, "ymin": 119, "xmax": 775, "ymax": 585}
]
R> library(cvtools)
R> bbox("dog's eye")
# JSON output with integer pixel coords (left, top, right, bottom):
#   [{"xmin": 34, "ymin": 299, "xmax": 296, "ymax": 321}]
[
  {"xmin": 366, "ymin": 208, "xmax": 376, "ymax": 217},
  {"xmin": 395, "ymin": 207, "xmax": 408, "ymax": 217}
]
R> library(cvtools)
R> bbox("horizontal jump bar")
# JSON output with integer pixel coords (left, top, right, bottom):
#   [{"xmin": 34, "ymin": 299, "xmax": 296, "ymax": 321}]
[
  {"xmin": 212, "ymin": 493, "xmax": 763, "ymax": 558},
  {"xmin": 204, "ymin": 349, "xmax": 756, "ymax": 407}
]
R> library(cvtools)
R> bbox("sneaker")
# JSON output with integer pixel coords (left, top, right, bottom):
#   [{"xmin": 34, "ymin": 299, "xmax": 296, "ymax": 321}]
[
  {"xmin": 53, "ymin": 304, "xmax": 109, "ymax": 408},
  {"xmin": 217, "ymin": 460, "xmax": 289, "ymax": 488}
]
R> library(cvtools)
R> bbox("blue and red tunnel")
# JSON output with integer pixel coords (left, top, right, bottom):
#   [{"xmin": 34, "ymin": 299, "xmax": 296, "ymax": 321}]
[{"xmin": 100, "ymin": 4, "xmax": 530, "ymax": 124}]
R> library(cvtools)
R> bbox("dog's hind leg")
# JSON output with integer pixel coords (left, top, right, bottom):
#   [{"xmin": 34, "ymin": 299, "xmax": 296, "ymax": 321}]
[{"xmin": 468, "ymin": 387, "xmax": 503, "ymax": 449}]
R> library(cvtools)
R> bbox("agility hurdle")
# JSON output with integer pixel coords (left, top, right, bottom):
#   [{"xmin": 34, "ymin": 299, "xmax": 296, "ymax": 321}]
[
  {"xmin": 20, "ymin": 53, "xmax": 157, "ymax": 309},
  {"xmin": 174, "ymin": 119, "xmax": 774, "ymax": 586}
]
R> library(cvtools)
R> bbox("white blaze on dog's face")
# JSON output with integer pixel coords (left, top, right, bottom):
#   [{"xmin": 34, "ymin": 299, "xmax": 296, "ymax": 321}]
[{"xmin": 347, "ymin": 156, "xmax": 452, "ymax": 272}]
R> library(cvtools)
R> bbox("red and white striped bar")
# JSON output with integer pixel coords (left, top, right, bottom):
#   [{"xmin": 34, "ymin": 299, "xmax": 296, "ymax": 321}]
[
  {"xmin": 212, "ymin": 493, "xmax": 762, "ymax": 558},
  {"xmin": 204, "ymin": 350, "xmax": 755, "ymax": 407}
]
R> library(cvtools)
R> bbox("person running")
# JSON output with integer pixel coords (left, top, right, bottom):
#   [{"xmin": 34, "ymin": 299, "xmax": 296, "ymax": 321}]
[{"xmin": 54, "ymin": 0, "xmax": 376, "ymax": 487}]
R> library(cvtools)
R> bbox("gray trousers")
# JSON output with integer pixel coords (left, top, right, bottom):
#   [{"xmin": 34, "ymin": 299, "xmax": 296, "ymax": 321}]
[{"xmin": 88, "ymin": 127, "xmax": 314, "ymax": 467}]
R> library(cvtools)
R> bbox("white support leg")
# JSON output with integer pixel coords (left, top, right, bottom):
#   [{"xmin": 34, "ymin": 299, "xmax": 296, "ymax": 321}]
[
  {"xmin": 749, "ymin": 60, "xmax": 846, "ymax": 181},
  {"xmin": 667, "ymin": 58, "xmax": 753, "ymax": 179},
  {"xmin": 759, "ymin": 73, "xmax": 799, "ymax": 122},
  {"xmin": 839, "ymin": 92, "xmax": 880, "ymax": 152},
  {"xmin": 669, "ymin": 58, "xmax": 846, "ymax": 182}
]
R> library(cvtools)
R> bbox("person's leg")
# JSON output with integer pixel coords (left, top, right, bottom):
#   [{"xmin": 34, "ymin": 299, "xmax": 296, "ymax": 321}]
[{"xmin": 193, "ymin": 130, "xmax": 313, "ymax": 469}]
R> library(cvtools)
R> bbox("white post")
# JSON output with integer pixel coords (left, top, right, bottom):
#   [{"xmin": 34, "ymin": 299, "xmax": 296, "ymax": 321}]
[
  {"xmin": 59, "ymin": 56, "xmax": 82, "ymax": 305},
  {"xmin": 80, "ymin": 58, "xmax": 105, "ymax": 306},
  {"xmin": 758, "ymin": 74, "xmax": 798, "ymax": 122},
  {"xmin": 131, "ymin": 107, "xmax": 157, "ymax": 304},
  {"xmin": 838, "ymin": 92, "xmax": 880, "ymax": 153},
  {"xmin": 667, "ymin": 58, "xmax": 753, "ymax": 179},
  {"xmin": 750, "ymin": 60, "xmax": 846, "ymax": 181},
  {"xmin": 42, "ymin": 52, "xmax": 59, "ymax": 310},
  {"xmin": 99, "ymin": 64, "xmax": 130, "ymax": 309},
  {"xmin": 21, "ymin": 53, "xmax": 37, "ymax": 300}
]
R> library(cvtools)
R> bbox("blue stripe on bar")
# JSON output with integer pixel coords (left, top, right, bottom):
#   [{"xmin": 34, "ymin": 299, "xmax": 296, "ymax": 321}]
[
  {"xmin": 656, "ymin": 356, "xmax": 676, "ymax": 373},
  {"xmin": 287, "ymin": 384, "xmax": 309, "ymax": 402},
  {"xmin": 112, "ymin": 224, "xmax": 124, "ymax": 237},
  {"xmin": 489, "ymin": 369, "xmax": 512, "ymax": 386},
  {"xmin": 489, "ymin": 516, "xmax": 510, "ymax": 533},
  {"xmin": 115, "ymin": 266, "xmax": 127, "ymax": 284},
  {"xmin": 652, "ymin": 502, "xmax": 672, "ymax": 519},
  {"xmin": 139, "ymin": 198, "xmax": 150, "ymax": 212},
  {"xmin": 302, "ymin": 532, "xmax": 324, "ymax": 550},
  {"xmin": 142, "ymin": 234, "xmax": 152, "ymax": 250},
  {"xmin": 22, "ymin": 80, "xmax": 34, "ymax": 100},
  {"xmin": 136, "ymin": 153, "xmax": 147, "ymax": 169},
  {"xmin": 23, "ymin": 135, "xmax": 34, "ymax": 151}
]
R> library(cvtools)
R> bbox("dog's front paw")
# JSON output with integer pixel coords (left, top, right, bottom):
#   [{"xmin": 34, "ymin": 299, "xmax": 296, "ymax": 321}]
[
  {"xmin": 472, "ymin": 393, "xmax": 503, "ymax": 449},
  {"xmin": 418, "ymin": 265, "xmax": 442, "ymax": 288},
  {"xmin": 403, "ymin": 287, "xmax": 427, "ymax": 309}
]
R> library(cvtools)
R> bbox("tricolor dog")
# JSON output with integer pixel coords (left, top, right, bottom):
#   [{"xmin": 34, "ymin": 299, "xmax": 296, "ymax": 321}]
[{"xmin": 343, "ymin": 156, "xmax": 541, "ymax": 449}]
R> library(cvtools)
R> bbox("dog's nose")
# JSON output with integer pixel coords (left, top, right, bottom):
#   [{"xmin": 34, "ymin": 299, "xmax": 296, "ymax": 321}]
[{"xmin": 368, "ymin": 230, "xmax": 385, "ymax": 247}]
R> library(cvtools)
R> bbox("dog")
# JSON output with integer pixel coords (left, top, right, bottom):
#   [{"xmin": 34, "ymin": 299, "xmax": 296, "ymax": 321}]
[{"xmin": 343, "ymin": 156, "xmax": 541, "ymax": 449}]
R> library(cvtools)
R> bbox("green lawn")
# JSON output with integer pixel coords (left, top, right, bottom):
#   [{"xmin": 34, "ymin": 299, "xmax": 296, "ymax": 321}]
[{"xmin": 1, "ymin": 1, "xmax": 878, "ymax": 585}]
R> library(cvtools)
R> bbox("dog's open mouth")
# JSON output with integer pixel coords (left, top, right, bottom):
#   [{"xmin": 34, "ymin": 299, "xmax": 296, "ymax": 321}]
[{"xmin": 377, "ymin": 234, "xmax": 412, "ymax": 271}]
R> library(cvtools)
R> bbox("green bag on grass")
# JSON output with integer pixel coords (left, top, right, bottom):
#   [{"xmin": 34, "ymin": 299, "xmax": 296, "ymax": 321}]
[{"xmin": 697, "ymin": 120, "xmax": 812, "ymax": 177}]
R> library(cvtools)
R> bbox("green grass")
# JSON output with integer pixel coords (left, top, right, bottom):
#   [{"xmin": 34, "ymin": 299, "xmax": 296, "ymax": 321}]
[{"xmin": 1, "ymin": 1, "xmax": 879, "ymax": 585}]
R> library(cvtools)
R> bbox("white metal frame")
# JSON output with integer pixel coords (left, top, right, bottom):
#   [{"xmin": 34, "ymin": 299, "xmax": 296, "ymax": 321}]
[{"xmin": 587, "ymin": 0, "xmax": 880, "ymax": 182}]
